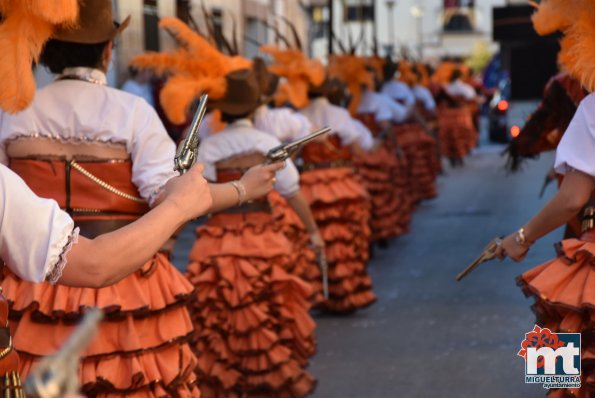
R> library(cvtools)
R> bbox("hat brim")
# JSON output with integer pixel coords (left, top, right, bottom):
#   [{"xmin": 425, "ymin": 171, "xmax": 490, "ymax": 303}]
[
  {"xmin": 53, "ymin": 15, "xmax": 131, "ymax": 44},
  {"xmin": 208, "ymin": 99, "xmax": 261, "ymax": 116}
]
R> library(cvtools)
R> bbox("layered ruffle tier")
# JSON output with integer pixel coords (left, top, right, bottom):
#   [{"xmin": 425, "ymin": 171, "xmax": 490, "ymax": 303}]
[
  {"xmin": 299, "ymin": 167, "xmax": 376, "ymax": 313},
  {"xmin": 3, "ymin": 253, "xmax": 199, "ymax": 397},
  {"xmin": 354, "ymin": 144, "xmax": 410, "ymax": 241},
  {"xmin": 269, "ymin": 193, "xmax": 323, "ymax": 306},
  {"xmin": 437, "ymin": 107, "xmax": 477, "ymax": 161},
  {"xmin": 391, "ymin": 123, "xmax": 439, "ymax": 202},
  {"xmin": 186, "ymin": 210, "xmax": 317, "ymax": 398},
  {"xmin": 518, "ymin": 235, "xmax": 595, "ymax": 396}
]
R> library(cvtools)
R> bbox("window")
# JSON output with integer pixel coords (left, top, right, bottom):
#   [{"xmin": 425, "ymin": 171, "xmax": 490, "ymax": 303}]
[
  {"xmin": 343, "ymin": 0, "xmax": 374, "ymax": 22},
  {"xmin": 443, "ymin": 0, "xmax": 475, "ymax": 32},
  {"xmin": 143, "ymin": 0, "xmax": 160, "ymax": 51},
  {"xmin": 176, "ymin": 0, "xmax": 191, "ymax": 23},
  {"xmin": 311, "ymin": 5, "xmax": 328, "ymax": 39},
  {"xmin": 211, "ymin": 8, "xmax": 225, "ymax": 52},
  {"xmin": 245, "ymin": 17, "xmax": 268, "ymax": 58}
]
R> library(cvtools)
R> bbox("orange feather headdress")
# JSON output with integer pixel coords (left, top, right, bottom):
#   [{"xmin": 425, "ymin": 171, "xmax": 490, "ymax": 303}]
[
  {"xmin": 398, "ymin": 60, "xmax": 417, "ymax": 86},
  {"xmin": 0, "ymin": 0, "xmax": 79, "ymax": 113},
  {"xmin": 528, "ymin": 0, "xmax": 595, "ymax": 92},
  {"xmin": 431, "ymin": 61, "xmax": 458, "ymax": 85},
  {"xmin": 259, "ymin": 44, "xmax": 325, "ymax": 109},
  {"xmin": 327, "ymin": 54, "xmax": 373, "ymax": 116},
  {"xmin": 529, "ymin": 0, "xmax": 580, "ymax": 36},
  {"xmin": 131, "ymin": 17, "xmax": 251, "ymax": 124}
]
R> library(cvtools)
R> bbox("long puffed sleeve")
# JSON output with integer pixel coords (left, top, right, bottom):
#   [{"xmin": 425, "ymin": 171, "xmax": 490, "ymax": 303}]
[
  {"xmin": 254, "ymin": 105, "xmax": 313, "ymax": 142},
  {"xmin": 0, "ymin": 165, "xmax": 78, "ymax": 283},
  {"xmin": 129, "ymin": 100, "xmax": 179, "ymax": 205},
  {"xmin": 555, "ymin": 94, "xmax": 595, "ymax": 177}
]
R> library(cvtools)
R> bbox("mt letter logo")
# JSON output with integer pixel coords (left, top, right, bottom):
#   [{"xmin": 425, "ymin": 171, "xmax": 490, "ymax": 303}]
[{"xmin": 518, "ymin": 325, "xmax": 581, "ymax": 389}]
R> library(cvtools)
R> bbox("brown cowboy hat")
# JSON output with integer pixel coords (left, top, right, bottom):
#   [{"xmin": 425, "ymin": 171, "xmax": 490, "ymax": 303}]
[
  {"xmin": 308, "ymin": 76, "xmax": 346, "ymax": 100},
  {"xmin": 53, "ymin": 0, "xmax": 131, "ymax": 44},
  {"xmin": 209, "ymin": 68, "xmax": 262, "ymax": 116}
]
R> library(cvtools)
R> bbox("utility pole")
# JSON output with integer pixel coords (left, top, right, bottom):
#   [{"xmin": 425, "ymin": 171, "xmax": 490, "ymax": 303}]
[{"xmin": 328, "ymin": 0, "xmax": 334, "ymax": 55}]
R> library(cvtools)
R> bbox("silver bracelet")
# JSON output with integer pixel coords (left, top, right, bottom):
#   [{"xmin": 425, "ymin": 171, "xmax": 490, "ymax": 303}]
[{"xmin": 230, "ymin": 180, "xmax": 247, "ymax": 206}]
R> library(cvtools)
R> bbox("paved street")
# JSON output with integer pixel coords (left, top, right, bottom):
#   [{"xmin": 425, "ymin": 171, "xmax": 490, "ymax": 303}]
[
  {"xmin": 309, "ymin": 145, "xmax": 557, "ymax": 398},
  {"xmin": 171, "ymin": 104, "xmax": 556, "ymax": 398}
]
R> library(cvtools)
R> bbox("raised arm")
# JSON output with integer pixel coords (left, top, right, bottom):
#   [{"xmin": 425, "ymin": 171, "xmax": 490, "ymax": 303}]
[
  {"xmin": 58, "ymin": 164, "xmax": 212, "ymax": 287},
  {"xmin": 496, "ymin": 170, "xmax": 595, "ymax": 261}
]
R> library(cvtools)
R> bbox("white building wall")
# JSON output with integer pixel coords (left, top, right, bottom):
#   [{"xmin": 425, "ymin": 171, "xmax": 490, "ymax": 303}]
[{"xmin": 313, "ymin": 0, "xmax": 509, "ymax": 62}]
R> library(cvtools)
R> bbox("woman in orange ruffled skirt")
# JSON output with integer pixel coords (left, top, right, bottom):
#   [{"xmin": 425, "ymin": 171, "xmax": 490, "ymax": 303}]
[
  {"xmin": 354, "ymin": 114, "xmax": 410, "ymax": 241},
  {"xmin": 186, "ymin": 67, "xmax": 322, "ymax": 398},
  {"xmin": 300, "ymin": 93, "xmax": 376, "ymax": 313},
  {"xmin": 497, "ymin": 91, "xmax": 595, "ymax": 396},
  {"xmin": 0, "ymin": 11, "xmax": 278, "ymax": 397}
]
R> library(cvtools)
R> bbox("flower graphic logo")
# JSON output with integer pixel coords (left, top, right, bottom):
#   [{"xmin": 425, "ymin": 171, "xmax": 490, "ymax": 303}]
[{"xmin": 518, "ymin": 325, "xmax": 566, "ymax": 369}]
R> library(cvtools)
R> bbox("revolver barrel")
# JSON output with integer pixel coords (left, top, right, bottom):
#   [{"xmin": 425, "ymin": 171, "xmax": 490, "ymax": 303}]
[{"xmin": 174, "ymin": 94, "xmax": 209, "ymax": 174}]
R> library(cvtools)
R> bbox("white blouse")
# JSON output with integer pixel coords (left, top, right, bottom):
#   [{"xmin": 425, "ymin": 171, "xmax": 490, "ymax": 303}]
[
  {"xmin": 197, "ymin": 119, "xmax": 301, "ymax": 198},
  {"xmin": 445, "ymin": 80, "xmax": 476, "ymax": 101},
  {"xmin": 0, "ymin": 165, "xmax": 77, "ymax": 284},
  {"xmin": 413, "ymin": 85, "xmax": 437, "ymax": 112},
  {"xmin": 381, "ymin": 80, "xmax": 416, "ymax": 107},
  {"xmin": 0, "ymin": 68, "xmax": 177, "ymax": 204},
  {"xmin": 555, "ymin": 93, "xmax": 595, "ymax": 176},
  {"xmin": 254, "ymin": 105, "xmax": 312, "ymax": 143},
  {"xmin": 300, "ymin": 97, "xmax": 373, "ymax": 151}
]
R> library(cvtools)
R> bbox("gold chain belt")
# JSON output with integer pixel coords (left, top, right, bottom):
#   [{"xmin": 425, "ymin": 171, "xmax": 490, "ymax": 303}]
[
  {"xmin": 70, "ymin": 160, "xmax": 146, "ymax": 204},
  {"xmin": 0, "ymin": 371, "xmax": 23, "ymax": 398},
  {"xmin": 581, "ymin": 207, "xmax": 595, "ymax": 233}
]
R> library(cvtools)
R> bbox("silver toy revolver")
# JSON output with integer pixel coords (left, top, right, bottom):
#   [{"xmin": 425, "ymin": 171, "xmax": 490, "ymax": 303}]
[
  {"xmin": 174, "ymin": 94, "xmax": 209, "ymax": 174},
  {"xmin": 265, "ymin": 127, "xmax": 331, "ymax": 164},
  {"xmin": 24, "ymin": 309, "xmax": 104, "ymax": 398}
]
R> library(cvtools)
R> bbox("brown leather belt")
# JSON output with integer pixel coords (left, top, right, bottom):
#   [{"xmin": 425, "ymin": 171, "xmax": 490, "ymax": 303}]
[
  {"xmin": 76, "ymin": 219, "xmax": 135, "ymax": 238},
  {"xmin": 300, "ymin": 160, "xmax": 353, "ymax": 171},
  {"xmin": 0, "ymin": 328, "xmax": 10, "ymax": 352},
  {"xmin": 219, "ymin": 202, "xmax": 271, "ymax": 215}
]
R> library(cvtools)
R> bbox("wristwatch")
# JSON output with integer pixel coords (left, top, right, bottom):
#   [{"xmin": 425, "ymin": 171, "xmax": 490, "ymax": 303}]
[{"xmin": 514, "ymin": 227, "xmax": 532, "ymax": 247}]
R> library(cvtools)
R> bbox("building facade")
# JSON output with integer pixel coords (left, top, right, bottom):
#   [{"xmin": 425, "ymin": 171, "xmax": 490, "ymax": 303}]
[{"xmin": 310, "ymin": 0, "xmax": 528, "ymax": 62}]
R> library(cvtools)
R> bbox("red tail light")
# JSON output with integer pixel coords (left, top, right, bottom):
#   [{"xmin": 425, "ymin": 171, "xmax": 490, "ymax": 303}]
[
  {"xmin": 510, "ymin": 125, "xmax": 520, "ymax": 138},
  {"xmin": 497, "ymin": 100, "xmax": 509, "ymax": 112}
]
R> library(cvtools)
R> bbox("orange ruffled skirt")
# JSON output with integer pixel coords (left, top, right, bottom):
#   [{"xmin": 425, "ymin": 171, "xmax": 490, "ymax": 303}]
[
  {"xmin": 186, "ymin": 210, "xmax": 316, "ymax": 398},
  {"xmin": 2, "ymin": 253, "xmax": 199, "ymax": 397},
  {"xmin": 300, "ymin": 167, "xmax": 376, "ymax": 313},
  {"xmin": 354, "ymin": 144, "xmax": 410, "ymax": 241},
  {"xmin": 518, "ymin": 232, "xmax": 595, "ymax": 396},
  {"xmin": 269, "ymin": 193, "xmax": 323, "ymax": 306},
  {"xmin": 391, "ymin": 123, "xmax": 438, "ymax": 202},
  {"xmin": 437, "ymin": 107, "xmax": 477, "ymax": 161}
]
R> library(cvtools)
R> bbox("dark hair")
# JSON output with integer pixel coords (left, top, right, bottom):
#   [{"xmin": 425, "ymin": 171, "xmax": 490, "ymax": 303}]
[
  {"xmin": 128, "ymin": 66, "xmax": 139, "ymax": 78},
  {"xmin": 450, "ymin": 69, "xmax": 463, "ymax": 83},
  {"xmin": 220, "ymin": 110, "xmax": 252, "ymax": 124},
  {"xmin": 40, "ymin": 39, "xmax": 110, "ymax": 74}
]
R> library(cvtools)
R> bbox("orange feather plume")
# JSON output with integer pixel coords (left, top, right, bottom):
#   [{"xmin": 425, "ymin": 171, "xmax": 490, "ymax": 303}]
[
  {"xmin": 0, "ymin": 0, "xmax": 78, "ymax": 113},
  {"xmin": 260, "ymin": 44, "xmax": 325, "ymax": 109},
  {"xmin": 366, "ymin": 55, "xmax": 385, "ymax": 82},
  {"xmin": 431, "ymin": 61, "xmax": 458, "ymax": 85},
  {"xmin": 130, "ymin": 17, "xmax": 251, "ymax": 124},
  {"xmin": 398, "ymin": 61, "xmax": 417, "ymax": 85},
  {"xmin": 415, "ymin": 63, "xmax": 431, "ymax": 87},
  {"xmin": 328, "ymin": 54, "xmax": 373, "ymax": 116},
  {"xmin": 530, "ymin": 0, "xmax": 580, "ymax": 36},
  {"xmin": 558, "ymin": 3, "xmax": 595, "ymax": 91}
]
